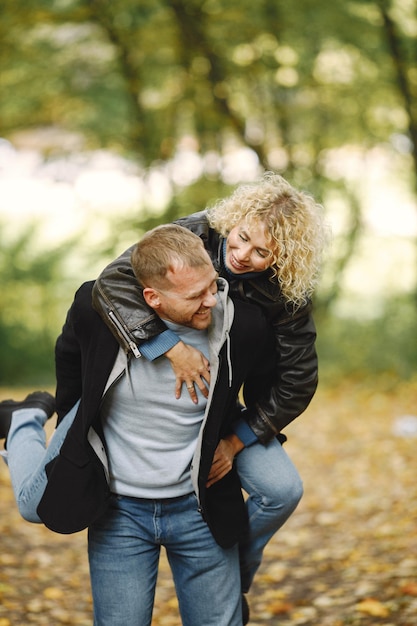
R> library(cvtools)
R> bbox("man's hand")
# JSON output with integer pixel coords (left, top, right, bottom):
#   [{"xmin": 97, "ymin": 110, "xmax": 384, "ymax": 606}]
[
  {"xmin": 165, "ymin": 341, "xmax": 210, "ymax": 403},
  {"xmin": 206, "ymin": 435, "xmax": 244, "ymax": 487}
]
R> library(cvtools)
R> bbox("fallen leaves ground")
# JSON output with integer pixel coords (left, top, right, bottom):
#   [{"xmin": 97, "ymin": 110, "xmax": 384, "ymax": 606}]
[{"xmin": 1, "ymin": 377, "xmax": 417, "ymax": 626}]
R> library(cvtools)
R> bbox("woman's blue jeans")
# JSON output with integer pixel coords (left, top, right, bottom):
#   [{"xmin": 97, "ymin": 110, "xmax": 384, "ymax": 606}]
[
  {"xmin": 236, "ymin": 437, "xmax": 303, "ymax": 593},
  {"xmin": 2, "ymin": 402, "xmax": 79, "ymax": 522},
  {"xmin": 88, "ymin": 493, "xmax": 241, "ymax": 626}
]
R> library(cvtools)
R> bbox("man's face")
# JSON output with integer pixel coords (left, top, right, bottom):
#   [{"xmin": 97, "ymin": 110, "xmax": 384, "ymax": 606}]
[{"xmin": 145, "ymin": 262, "xmax": 218, "ymax": 330}]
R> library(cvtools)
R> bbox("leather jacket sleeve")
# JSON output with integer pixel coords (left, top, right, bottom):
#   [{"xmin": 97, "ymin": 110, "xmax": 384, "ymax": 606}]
[
  {"xmin": 92, "ymin": 212, "xmax": 218, "ymax": 356},
  {"xmin": 242, "ymin": 302, "xmax": 318, "ymax": 443},
  {"xmin": 92, "ymin": 245, "xmax": 167, "ymax": 356}
]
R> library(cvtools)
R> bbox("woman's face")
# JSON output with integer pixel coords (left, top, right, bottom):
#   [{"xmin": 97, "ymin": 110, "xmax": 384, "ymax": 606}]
[{"xmin": 225, "ymin": 220, "xmax": 273, "ymax": 274}]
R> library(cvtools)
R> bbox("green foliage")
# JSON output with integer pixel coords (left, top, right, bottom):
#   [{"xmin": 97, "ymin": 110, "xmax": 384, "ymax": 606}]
[
  {"xmin": 1, "ymin": 0, "xmax": 415, "ymax": 166},
  {"xmin": 316, "ymin": 294, "xmax": 417, "ymax": 384},
  {"xmin": 0, "ymin": 223, "xmax": 80, "ymax": 385},
  {"xmin": 1, "ymin": 0, "xmax": 417, "ymax": 383},
  {"xmin": 0, "ymin": 320, "xmax": 55, "ymax": 386}
]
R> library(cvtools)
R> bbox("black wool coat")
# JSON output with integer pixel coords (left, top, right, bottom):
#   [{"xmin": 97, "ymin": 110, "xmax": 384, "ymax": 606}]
[{"xmin": 37, "ymin": 281, "xmax": 276, "ymax": 548}]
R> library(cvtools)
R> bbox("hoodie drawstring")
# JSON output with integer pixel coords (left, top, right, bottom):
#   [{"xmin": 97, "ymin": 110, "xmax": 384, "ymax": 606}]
[{"xmin": 225, "ymin": 330, "xmax": 232, "ymax": 387}]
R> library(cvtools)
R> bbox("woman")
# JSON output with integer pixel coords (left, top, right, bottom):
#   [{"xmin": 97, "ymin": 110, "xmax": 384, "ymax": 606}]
[{"xmin": 91, "ymin": 172, "xmax": 328, "ymax": 607}]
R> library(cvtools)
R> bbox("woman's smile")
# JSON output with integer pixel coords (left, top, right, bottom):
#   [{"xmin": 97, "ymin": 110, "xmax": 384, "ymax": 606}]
[{"xmin": 225, "ymin": 221, "xmax": 272, "ymax": 274}]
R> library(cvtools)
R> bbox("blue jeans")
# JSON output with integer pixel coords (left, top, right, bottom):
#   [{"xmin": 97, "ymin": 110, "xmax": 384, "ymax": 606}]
[
  {"xmin": 236, "ymin": 437, "xmax": 303, "ymax": 592},
  {"xmin": 3, "ymin": 404, "xmax": 302, "ymax": 597},
  {"xmin": 2, "ymin": 402, "xmax": 78, "ymax": 522},
  {"xmin": 88, "ymin": 493, "xmax": 242, "ymax": 626}
]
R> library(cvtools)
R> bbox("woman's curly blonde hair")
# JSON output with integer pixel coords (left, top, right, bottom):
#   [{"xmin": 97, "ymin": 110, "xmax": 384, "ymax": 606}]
[{"xmin": 208, "ymin": 172, "xmax": 328, "ymax": 307}]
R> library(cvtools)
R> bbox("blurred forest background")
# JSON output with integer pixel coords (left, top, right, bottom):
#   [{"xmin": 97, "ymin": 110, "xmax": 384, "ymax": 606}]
[
  {"xmin": 1, "ymin": 0, "xmax": 417, "ymax": 387},
  {"xmin": 1, "ymin": 3, "xmax": 417, "ymax": 625}
]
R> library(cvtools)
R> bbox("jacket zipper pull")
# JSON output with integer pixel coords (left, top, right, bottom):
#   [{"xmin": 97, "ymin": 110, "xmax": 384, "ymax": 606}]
[
  {"xmin": 128, "ymin": 341, "xmax": 141, "ymax": 359},
  {"xmin": 108, "ymin": 310, "xmax": 141, "ymax": 358}
]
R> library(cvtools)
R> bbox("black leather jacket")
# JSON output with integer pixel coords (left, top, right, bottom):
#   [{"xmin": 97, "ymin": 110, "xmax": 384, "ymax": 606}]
[{"xmin": 92, "ymin": 211, "xmax": 318, "ymax": 443}]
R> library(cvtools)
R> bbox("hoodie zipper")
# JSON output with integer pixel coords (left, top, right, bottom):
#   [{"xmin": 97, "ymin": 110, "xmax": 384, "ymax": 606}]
[{"xmin": 108, "ymin": 310, "xmax": 141, "ymax": 358}]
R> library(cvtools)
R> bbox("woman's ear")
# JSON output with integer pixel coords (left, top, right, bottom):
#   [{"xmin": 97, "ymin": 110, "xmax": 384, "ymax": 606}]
[{"xmin": 143, "ymin": 287, "xmax": 161, "ymax": 310}]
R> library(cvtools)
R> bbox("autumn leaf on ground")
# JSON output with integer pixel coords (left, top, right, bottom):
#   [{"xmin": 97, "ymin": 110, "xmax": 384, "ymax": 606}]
[
  {"xmin": 43, "ymin": 586, "xmax": 65, "ymax": 600},
  {"xmin": 2, "ymin": 380, "xmax": 417, "ymax": 625},
  {"xmin": 266, "ymin": 600, "xmax": 293, "ymax": 615},
  {"xmin": 355, "ymin": 598, "xmax": 390, "ymax": 617},
  {"xmin": 400, "ymin": 582, "xmax": 417, "ymax": 596}
]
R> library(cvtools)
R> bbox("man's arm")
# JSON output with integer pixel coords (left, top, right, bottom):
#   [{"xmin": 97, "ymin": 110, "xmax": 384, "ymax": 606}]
[{"xmin": 206, "ymin": 434, "xmax": 244, "ymax": 487}]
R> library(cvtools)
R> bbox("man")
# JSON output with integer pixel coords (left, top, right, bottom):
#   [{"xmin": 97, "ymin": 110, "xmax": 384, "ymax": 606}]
[{"xmin": 0, "ymin": 224, "xmax": 276, "ymax": 626}]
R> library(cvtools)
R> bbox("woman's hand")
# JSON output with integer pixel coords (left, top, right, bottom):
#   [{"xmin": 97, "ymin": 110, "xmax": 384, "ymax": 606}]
[
  {"xmin": 206, "ymin": 435, "xmax": 244, "ymax": 487},
  {"xmin": 165, "ymin": 341, "xmax": 210, "ymax": 403}
]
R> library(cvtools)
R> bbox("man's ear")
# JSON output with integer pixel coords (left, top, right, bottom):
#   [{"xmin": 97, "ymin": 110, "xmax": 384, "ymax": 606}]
[{"xmin": 143, "ymin": 287, "xmax": 161, "ymax": 310}]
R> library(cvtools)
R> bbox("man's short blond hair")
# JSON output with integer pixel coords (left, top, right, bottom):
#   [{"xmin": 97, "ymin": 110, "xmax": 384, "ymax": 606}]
[{"xmin": 131, "ymin": 224, "xmax": 211, "ymax": 289}]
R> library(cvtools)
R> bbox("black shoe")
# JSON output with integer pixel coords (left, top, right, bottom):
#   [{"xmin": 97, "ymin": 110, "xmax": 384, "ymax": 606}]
[
  {"xmin": 242, "ymin": 594, "xmax": 250, "ymax": 625},
  {"xmin": 0, "ymin": 391, "xmax": 56, "ymax": 440}
]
